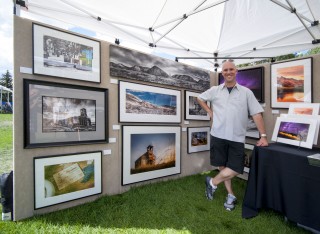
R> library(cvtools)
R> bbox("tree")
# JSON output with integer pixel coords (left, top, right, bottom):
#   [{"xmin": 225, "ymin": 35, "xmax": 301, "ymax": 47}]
[{"xmin": 0, "ymin": 70, "xmax": 13, "ymax": 90}]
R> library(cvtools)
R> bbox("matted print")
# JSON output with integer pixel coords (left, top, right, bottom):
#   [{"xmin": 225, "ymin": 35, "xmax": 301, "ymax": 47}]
[
  {"xmin": 119, "ymin": 81, "xmax": 181, "ymax": 123},
  {"xmin": 271, "ymin": 116, "xmax": 317, "ymax": 149},
  {"xmin": 288, "ymin": 103, "xmax": 319, "ymax": 116},
  {"xmin": 185, "ymin": 91, "xmax": 210, "ymax": 121},
  {"xmin": 218, "ymin": 67, "xmax": 264, "ymax": 102},
  {"xmin": 33, "ymin": 23, "xmax": 101, "ymax": 82},
  {"xmin": 122, "ymin": 126, "xmax": 181, "ymax": 185},
  {"xmin": 34, "ymin": 151, "xmax": 102, "ymax": 209},
  {"xmin": 187, "ymin": 127, "xmax": 210, "ymax": 153},
  {"xmin": 271, "ymin": 58, "xmax": 312, "ymax": 108},
  {"xmin": 110, "ymin": 45, "xmax": 210, "ymax": 91},
  {"xmin": 244, "ymin": 144, "xmax": 254, "ymax": 173},
  {"xmin": 24, "ymin": 79, "xmax": 108, "ymax": 148}
]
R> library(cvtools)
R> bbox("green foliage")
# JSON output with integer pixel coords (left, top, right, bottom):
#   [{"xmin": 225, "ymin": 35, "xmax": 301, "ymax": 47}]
[
  {"xmin": 0, "ymin": 70, "xmax": 13, "ymax": 90},
  {"xmin": 0, "ymin": 170, "xmax": 308, "ymax": 233}
]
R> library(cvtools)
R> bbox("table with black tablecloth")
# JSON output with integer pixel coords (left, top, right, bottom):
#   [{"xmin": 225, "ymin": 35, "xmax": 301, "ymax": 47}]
[{"xmin": 242, "ymin": 143, "xmax": 320, "ymax": 231}]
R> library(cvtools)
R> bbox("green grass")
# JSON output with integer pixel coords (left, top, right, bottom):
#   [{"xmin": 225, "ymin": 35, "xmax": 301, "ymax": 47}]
[
  {"xmin": 0, "ymin": 113, "xmax": 13, "ymax": 175},
  {"xmin": 0, "ymin": 171, "xmax": 308, "ymax": 234}
]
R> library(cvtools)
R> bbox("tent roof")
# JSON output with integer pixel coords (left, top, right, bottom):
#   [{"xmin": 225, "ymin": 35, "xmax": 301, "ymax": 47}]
[
  {"xmin": 0, "ymin": 85, "xmax": 12, "ymax": 93},
  {"xmin": 19, "ymin": 0, "xmax": 320, "ymax": 71}
]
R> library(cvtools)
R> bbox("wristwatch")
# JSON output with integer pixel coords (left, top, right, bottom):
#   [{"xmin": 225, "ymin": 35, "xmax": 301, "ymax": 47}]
[{"xmin": 260, "ymin": 134, "xmax": 267, "ymax": 138}]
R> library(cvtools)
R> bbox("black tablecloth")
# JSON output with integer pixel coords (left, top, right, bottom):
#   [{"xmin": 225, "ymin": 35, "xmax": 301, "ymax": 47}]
[{"xmin": 242, "ymin": 143, "xmax": 320, "ymax": 231}]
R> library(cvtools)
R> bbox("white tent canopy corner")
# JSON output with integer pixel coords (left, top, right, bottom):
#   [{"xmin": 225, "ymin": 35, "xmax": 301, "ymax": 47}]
[{"xmin": 17, "ymin": 0, "xmax": 320, "ymax": 71}]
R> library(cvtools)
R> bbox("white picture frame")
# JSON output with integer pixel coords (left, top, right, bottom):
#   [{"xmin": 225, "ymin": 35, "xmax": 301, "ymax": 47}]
[
  {"xmin": 187, "ymin": 127, "xmax": 210, "ymax": 153},
  {"xmin": 288, "ymin": 103, "xmax": 320, "ymax": 116},
  {"xmin": 271, "ymin": 116, "xmax": 317, "ymax": 149},
  {"xmin": 185, "ymin": 91, "xmax": 210, "ymax": 121}
]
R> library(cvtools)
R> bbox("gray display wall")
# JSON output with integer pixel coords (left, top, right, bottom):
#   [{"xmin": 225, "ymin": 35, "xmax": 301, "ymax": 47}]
[{"xmin": 13, "ymin": 16, "xmax": 320, "ymax": 220}]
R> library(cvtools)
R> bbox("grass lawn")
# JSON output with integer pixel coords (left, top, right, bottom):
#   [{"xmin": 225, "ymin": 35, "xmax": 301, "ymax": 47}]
[
  {"xmin": 0, "ymin": 170, "xmax": 308, "ymax": 233},
  {"xmin": 0, "ymin": 113, "xmax": 13, "ymax": 175}
]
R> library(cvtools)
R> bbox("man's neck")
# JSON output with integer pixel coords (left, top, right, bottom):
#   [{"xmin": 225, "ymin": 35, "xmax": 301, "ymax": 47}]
[{"xmin": 225, "ymin": 81, "xmax": 236, "ymax": 88}]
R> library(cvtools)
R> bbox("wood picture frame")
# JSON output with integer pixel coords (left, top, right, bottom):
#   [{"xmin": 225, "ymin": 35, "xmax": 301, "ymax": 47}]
[
  {"xmin": 33, "ymin": 23, "xmax": 101, "ymax": 83},
  {"xmin": 24, "ymin": 79, "xmax": 108, "ymax": 148}
]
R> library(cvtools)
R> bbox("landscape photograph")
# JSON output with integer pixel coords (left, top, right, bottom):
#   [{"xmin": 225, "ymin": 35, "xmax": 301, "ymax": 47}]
[
  {"xmin": 277, "ymin": 121, "xmax": 310, "ymax": 142},
  {"xmin": 191, "ymin": 131, "xmax": 208, "ymax": 146},
  {"xmin": 110, "ymin": 45, "xmax": 210, "ymax": 91},
  {"xmin": 188, "ymin": 96, "xmax": 207, "ymax": 116}
]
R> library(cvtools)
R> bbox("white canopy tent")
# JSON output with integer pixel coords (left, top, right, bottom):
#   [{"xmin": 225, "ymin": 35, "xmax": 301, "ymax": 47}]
[
  {"xmin": 0, "ymin": 84, "xmax": 12, "ymax": 112},
  {"xmin": 16, "ymin": 0, "xmax": 320, "ymax": 71}
]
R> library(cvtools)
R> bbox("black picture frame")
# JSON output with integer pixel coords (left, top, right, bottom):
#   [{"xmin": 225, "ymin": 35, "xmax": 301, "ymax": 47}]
[
  {"xmin": 24, "ymin": 79, "xmax": 108, "ymax": 148},
  {"xmin": 218, "ymin": 66, "xmax": 264, "ymax": 103},
  {"xmin": 33, "ymin": 23, "xmax": 101, "ymax": 83}
]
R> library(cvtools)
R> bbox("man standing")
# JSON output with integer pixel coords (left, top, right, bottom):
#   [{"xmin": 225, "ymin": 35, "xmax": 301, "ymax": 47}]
[{"xmin": 197, "ymin": 60, "xmax": 268, "ymax": 211}]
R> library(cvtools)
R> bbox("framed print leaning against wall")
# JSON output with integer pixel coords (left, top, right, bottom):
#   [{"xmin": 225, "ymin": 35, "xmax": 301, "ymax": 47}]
[
  {"xmin": 24, "ymin": 79, "xmax": 108, "ymax": 148},
  {"xmin": 185, "ymin": 91, "xmax": 210, "ymax": 121},
  {"xmin": 34, "ymin": 151, "xmax": 102, "ymax": 209},
  {"xmin": 244, "ymin": 144, "xmax": 254, "ymax": 173},
  {"xmin": 271, "ymin": 58, "xmax": 312, "ymax": 108},
  {"xmin": 187, "ymin": 127, "xmax": 210, "ymax": 153},
  {"xmin": 122, "ymin": 125, "xmax": 181, "ymax": 185},
  {"xmin": 119, "ymin": 81, "xmax": 181, "ymax": 123},
  {"xmin": 33, "ymin": 23, "xmax": 101, "ymax": 83}
]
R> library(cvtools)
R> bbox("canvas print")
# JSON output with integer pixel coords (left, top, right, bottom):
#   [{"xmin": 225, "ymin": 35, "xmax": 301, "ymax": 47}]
[
  {"xmin": 218, "ymin": 67, "xmax": 264, "ymax": 102},
  {"xmin": 271, "ymin": 58, "xmax": 312, "ymax": 108},
  {"xmin": 33, "ymin": 23, "xmax": 101, "ymax": 82},
  {"xmin": 122, "ymin": 126, "xmax": 181, "ymax": 185},
  {"xmin": 185, "ymin": 91, "xmax": 210, "ymax": 121},
  {"xmin": 271, "ymin": 116, "xmax": 317, "ymax": 149},
  {"xmin": 119, "ymin": 81, "xmax": 181, "ymax": 123},
  {"xmin": 244, "ymin": 144, "xmax": 254, "ymax": 173},
  {"xmin": 42, "ymin": 96, "xmax": 96, "ymax": 132},
  {"xmin": 288, "ymin": 103, "xmax": 320, "ymax": 116},
  {"xmin": 24, "ymin": 79, "xmax": 108, "ymax": 148},
  {"xmin": 187, "ymin": 127, "xmax": 210, "ymax": 153},
  {"xmin": 110, "ymin": 45, "xmax": 210, "ymax": 91},
  {"xmin": 34, "ymin": 151, "xmax": 102, "ymax": 209}
]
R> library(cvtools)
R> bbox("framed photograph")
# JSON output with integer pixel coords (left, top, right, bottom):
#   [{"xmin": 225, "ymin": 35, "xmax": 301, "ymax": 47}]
[
  {"xmin": 271, "ymin": 58, "xmax": 312, "ymax": 108},
  {"xmin": 122, "ymin": 125, "xmax": 181, "ymax": 185},
  {"xmin": 34, "ymin": 151, "xmax": 102, "ymax": 209},
  {"xmin": 110, "ymin": 45, "xmax": 210, "ymax": 91},
  {"xmin": 243, "ymin": 144, "xmax": 254, "ymax": 173},
  {"xmin": 288, "ymin": 103, "xmax": 319, "ymax": 116},
  {"xmin": 246, "ymin": 115, "xmax": 261, "ymax": 139},
  {"xmin": 33, "ymin": 23, "xmax": 101, "ymax": 83},
  {"xmin": 218, "ymin": 66, "xmax": 264, "ymax": 102},
  {"xmin": 187, "ymin": 127, "xmax": 210, "ymax": 153},
  {"xmin": 271, "ymin": 116, "xmax": 318, "ymax": 149},
  {"xmin": 24, "ymin": 79, "xmax": 108, "ymax": 148},
  {"xmin": 185, "ymin": 91, "xmax": 210, "ymax": 121},
  {"xmin": 119, "ymin": 81, "xmax": 181, "ymax": 123}
]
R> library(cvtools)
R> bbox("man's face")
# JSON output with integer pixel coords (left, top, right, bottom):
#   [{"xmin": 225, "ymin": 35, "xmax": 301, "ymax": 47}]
[{"xmin": 222, "ymin": 62, "xmax": 237, "ymax": 84}]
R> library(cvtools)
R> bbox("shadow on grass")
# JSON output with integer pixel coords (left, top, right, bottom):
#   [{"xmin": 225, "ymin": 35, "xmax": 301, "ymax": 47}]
[{"xmin": 19, "ymin": 171, "xmax": 308, "ymax": 234}]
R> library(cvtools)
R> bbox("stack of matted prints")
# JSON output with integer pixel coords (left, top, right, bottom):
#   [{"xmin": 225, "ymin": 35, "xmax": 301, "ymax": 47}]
[{"xmin": 271, "ymin": 103, "xmax": 320, "ymax": 149}]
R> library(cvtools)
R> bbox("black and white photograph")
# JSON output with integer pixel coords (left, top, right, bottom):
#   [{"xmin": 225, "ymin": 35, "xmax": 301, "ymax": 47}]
[
  {"xmin": 24, "ymin": 79, "xmax": 108, "ymax": 148},
  {"xmin": 119, "ymin": 81, "xmax": 181, "ymax": 123},
  {"xmin": 110, "ymin": 45, "xmax": 210, "ymax": 91},
  {"xmin": 185, "ymin": 91, "xmax": 210, "ymax": 121},
  {"xmin": 187, "ymin": 127, "xmax": 210, "ymax": 153},
  {"xmin": 42, "ymin": 96, "xmax": 96, "ymax": 132},
  {"xmin": 33, "ymin": 23, "xmax": 101, "ymax": 82},
  {"xmin": 122, "ymin": 125, "xmax": 181, "ymax": 185}
]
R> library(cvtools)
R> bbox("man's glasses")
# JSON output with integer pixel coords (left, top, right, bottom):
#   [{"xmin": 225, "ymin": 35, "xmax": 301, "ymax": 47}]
[{"xmin": 221, "ymin": 59, "xmax": 234, "ymax": 63}]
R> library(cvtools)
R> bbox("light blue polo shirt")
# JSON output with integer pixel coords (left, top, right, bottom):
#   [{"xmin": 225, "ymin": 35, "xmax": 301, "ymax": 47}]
[{"xmin": 198, "ymin": 83, "xmax": 263, "ymax": 143}]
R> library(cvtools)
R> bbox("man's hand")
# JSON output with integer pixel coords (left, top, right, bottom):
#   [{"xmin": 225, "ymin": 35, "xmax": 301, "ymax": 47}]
[{"xmin": 256, "ymin": 137, "xmax": 268, "ymax": 147}]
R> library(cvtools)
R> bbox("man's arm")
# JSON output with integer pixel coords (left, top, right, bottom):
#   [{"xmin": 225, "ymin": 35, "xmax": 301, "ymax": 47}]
[
  {"xmin": 197, "ymin": 97, "xmax": 213, "ymax": 119},
  {"xmin": 252, "ymin": 113, "xmax": 268, "ymax": 147}
]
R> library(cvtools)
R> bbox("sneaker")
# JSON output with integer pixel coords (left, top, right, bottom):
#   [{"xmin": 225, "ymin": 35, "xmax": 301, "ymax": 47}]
[
  {"xmin": 224, "ymin": 194, "xmax": 237, "ymax": 211},
  {"xmin": 205, "ymin": 176, "xmax": 216, "ymax": 200}
]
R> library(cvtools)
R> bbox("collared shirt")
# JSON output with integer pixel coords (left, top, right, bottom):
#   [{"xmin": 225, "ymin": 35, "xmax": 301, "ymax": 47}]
[{"xmin": 198, "ymin": 83, "xmax": 263, "ymax": 143}]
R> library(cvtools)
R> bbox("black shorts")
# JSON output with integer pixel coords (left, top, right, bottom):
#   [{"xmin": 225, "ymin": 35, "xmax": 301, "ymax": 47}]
[{"xmin": 210, "ymin": 135, "xmax": 245, "ymax": 174}]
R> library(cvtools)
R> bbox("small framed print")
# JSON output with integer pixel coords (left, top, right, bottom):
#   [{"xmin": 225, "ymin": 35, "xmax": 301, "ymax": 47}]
[
  {"xmin": 288, "ymin": 103, "xmax": 319, "ymax": 116},
  {"xmin": 185, "ymin": 91, "xmax": 210, "ymax": 121},
  {"xmin": 33, "ymin": 23, "xmax": 101, "ymax": 83},
  {"xmin": 244, "ymin": 144, "xmax": 254, "ymax": 173},
  {"xmin": 119, "ymin": 81, "xmax": 181, "ymax": 123},
  {"xmin": 271, "ymin": 116, "xmax": 317, "ymax": 149},
  {"xmin": 187, "ymin": 127, "xmax": 210, "ymax": 153},
  {"xmin": 122, "ymin": 125, "xmax": 181, "ymax": 185},
  {"xmin": 271, "ymin": 58, "xmax": 312, "ymax": 108},
  {"xmin": 24, "ymin": 79, "xmax": 108, "ymax": 148},
  {"xmin": 34, "ymin": 151, "xmax": 102, "ymax": 209}
]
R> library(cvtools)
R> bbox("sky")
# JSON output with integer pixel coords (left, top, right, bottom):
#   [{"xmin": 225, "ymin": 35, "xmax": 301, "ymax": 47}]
[{"xmin": 0, "ymin": 0, "xmax": 13, "ymax": 76}]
